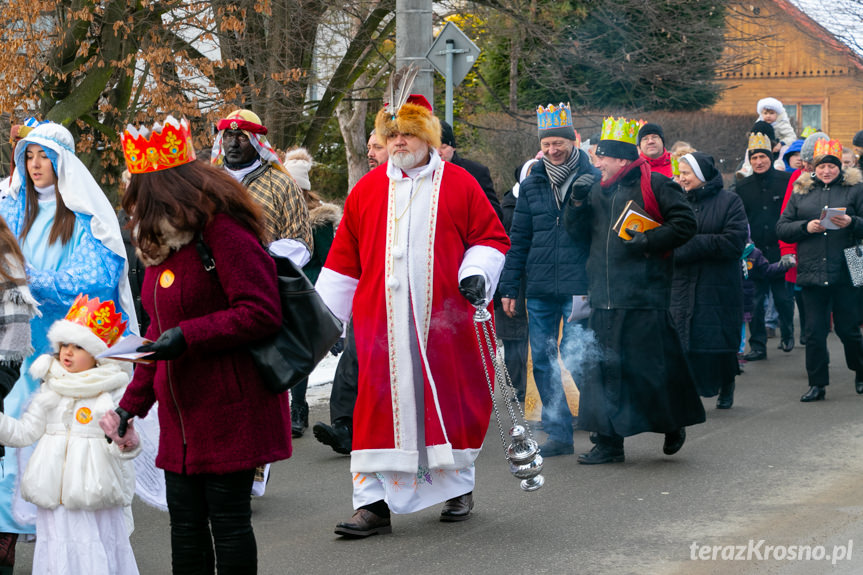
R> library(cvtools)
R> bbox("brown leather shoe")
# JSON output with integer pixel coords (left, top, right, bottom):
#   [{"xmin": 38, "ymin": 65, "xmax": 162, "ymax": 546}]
[
  {"xmin": 334, "ymin": 509, "xmax": 392, "ymax": 538},
  {"xmin": 440, "ymin": 492, "xmax": 474, "ymax": 522}
]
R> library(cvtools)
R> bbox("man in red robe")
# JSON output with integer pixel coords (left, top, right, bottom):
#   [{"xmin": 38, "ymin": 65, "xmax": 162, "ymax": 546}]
[{"xmin": 317, "ymin": 93, "xmax": 509, "ymax": 537}]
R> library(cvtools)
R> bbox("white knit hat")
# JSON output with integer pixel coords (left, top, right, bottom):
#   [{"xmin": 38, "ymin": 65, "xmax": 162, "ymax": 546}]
[{"xmin": 284, "ymin": 148, "xmax": 312, "ymax": 191}]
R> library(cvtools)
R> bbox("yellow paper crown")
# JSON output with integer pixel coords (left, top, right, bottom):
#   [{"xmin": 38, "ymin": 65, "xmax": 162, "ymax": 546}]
[
  {"xmin": 536, "ymin": 103, "xmax": 573, "ymax": 130},
  {"xmin": 813, "ymin": 139, "xmax": 842, "ymax": 160},
  {"xmin": 64, "ymin": 294, "xmax": 127, "ymax": 347},
  {"xmin": 600, "ymin": 117, "xmax": 644, "ymax": 145},
  {"xmin": 800, "ymin": 126, "xmax": 818, "ymax": 138},
  {"xmin": 748, "ymin": 132, "xmax": 772, "ymax": 153},
  {"xmin": 121, "ymin": 116, "xmax": 197, "ymax": 174}
]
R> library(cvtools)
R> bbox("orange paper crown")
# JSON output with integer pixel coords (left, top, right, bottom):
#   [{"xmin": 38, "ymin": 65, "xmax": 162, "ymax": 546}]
[
  {"xmin": 121, "ymin": 116, "xmax": 196, "ymax": 174},
  {"xmin": 813, "ymin": 138, "xmax": 842, "ymax": 160},
  {"xmin": 64, "ymin": 294, "xmax": 127, "ymax": 347}
]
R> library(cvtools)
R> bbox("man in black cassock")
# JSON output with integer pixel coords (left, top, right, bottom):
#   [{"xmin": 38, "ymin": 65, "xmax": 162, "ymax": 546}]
[{"xmin": 563, "ymin": 118, "xmax": 706, "ymax": 464}]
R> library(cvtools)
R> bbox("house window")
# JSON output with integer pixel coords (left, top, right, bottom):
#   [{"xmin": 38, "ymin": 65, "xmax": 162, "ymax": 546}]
[
  {"xmin": 801, "ymin": 105, "xmax": 822, "ymax": 131},
  {"xmin": 785, "ymin": 102, "xmax": 824, "ymax": 133}
]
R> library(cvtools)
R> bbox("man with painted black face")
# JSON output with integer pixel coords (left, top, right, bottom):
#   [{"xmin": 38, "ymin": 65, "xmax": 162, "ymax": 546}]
[
  {"xmin": 733, "ymin": 131, "xmax": 794, "ymax": 359},
  {"xmin": 212, "ymin": 110, "xmax": 313, "ymax": 265},
  {"xmin": 316, "ymin": 89, "xmax": 509, "ymax": 537},
  {"xmin": 212, "ymin": 109, "xmax": 312, "ymax": 494}
]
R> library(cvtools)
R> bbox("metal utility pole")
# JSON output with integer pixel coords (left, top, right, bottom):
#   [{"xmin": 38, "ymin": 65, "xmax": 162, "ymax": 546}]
[{"xmin": 396, "ymin": 0, "xmax": 434, "ymax": 105}]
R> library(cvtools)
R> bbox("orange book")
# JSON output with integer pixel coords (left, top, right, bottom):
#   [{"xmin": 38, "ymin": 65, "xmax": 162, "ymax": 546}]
[{"xmin": 612, "ymin": 200, "xmax": 661, "ymax": 240}]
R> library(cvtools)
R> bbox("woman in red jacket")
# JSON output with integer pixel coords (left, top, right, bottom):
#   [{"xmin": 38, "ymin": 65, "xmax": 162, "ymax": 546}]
[{"xmin": 103, "ymin": 117, "xmax": 291, "ymax": 574}]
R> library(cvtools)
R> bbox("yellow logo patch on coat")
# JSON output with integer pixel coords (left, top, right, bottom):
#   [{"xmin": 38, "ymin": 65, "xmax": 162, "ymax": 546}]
[
  {"xmin": 75, "ymin": 407, "xmax": 92, "ymax": 424},
  {"xmin": 160, "ymin": 270, "xmax": 175, "ymax": 288}
]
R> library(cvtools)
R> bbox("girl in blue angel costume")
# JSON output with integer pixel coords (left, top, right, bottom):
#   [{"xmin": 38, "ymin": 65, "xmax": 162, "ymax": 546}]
[{"xmin": 0, "ymin": 122, "xmax": 136, "ymax": 548}]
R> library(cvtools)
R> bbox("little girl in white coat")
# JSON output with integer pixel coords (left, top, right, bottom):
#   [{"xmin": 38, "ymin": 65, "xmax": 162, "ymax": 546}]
[{"xmin": 0, "ymin": 294, "xmax": 140, "ymax": 574}]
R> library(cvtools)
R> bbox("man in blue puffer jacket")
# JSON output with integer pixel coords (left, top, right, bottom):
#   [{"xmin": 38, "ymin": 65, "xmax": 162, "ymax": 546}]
[{"xmin": 499, "ymin": 103, "xmax": 599, "ymax": 457}]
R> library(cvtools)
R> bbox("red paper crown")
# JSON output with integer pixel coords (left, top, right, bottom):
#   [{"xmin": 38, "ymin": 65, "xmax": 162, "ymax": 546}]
[
  {"xmin": 64, "ymin": 294, "xmax": 127, "ymax": 347},
  {"xmin": 121, "ymin": 116, "xmax": 197, "ymax": 174},
  {"xmin": 813, "ymin": 138, "xmax": 843, "ymax": 160}
]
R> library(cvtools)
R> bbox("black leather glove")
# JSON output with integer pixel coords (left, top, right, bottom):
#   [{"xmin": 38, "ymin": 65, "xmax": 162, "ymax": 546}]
[
  {"xmin": 137, "ymin": 326, "xmax": 187, "ymax": 361},
  {"xmin": 623, "ymin": 228, "xmax": 649, "ymax": 252},
  {"xmin": 570, "ymin": 173, "xmax": 596, "ymax": 202},
  {"xmin": 116, "ymin": 407, "xmax": 132, "ymax": 438},
  {"xmin": 330, "ymin": 338, "xmax": 345, "ymax": 356},
  {"xmin": 459, "ymin": 275, "xmax": 487, "ymax": 307}
]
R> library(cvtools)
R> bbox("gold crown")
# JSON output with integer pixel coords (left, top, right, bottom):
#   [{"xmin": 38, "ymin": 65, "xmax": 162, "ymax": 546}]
[
  {"xmin": 813, "ymin": 139, "xmax": 843, "ymax": 159},
  {"xmin": 122, "ymin": 116, "xmax": 197, "ymax": 174},
  {"xmin": 64, "ymin": 294, "xmax": 127, "ymax": 347},
  {"xmin": 748, "ymin": 132, "xmax": 772, "ymax": 153},
  {"xmin": 600, "ymin": 117, "xmax": 644, "ymax": 144}
]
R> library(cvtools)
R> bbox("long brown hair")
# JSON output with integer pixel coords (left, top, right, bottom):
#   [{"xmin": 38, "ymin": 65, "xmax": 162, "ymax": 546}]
[
  {"xmin": 122, "ymin": 161, "xmax": 265, "ymax": 260},
  {"xmin": 0, "ymin": 216, "xmax": 26, "ymax": 284},
  {"xmin": 19, "ymin": 147, "xmax": 75, "ymax": 245}
]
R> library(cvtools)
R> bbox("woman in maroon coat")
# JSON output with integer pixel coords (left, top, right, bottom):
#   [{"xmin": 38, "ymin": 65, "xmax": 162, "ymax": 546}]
[{"xmin": 104, "ymin": 124, "xmax": 291, "ymax": 574}]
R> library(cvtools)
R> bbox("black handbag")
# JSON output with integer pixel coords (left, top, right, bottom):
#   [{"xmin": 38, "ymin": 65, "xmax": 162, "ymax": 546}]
[{"xmin": 196, "ymin": 236, "xmax": 343, "ymax": 393}]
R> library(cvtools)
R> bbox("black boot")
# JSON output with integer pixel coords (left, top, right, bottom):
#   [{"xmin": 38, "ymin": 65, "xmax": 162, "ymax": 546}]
[
  {"xmin": 291, "ymin": 402, "xmax": 308, "ymax": 438},
  {"xmin": 716, "ymin": 380, "xmax": 735, "ymax": 409},
  {"xmin": 312, "ymin": 418, "xmax": 352, "ymax": 454},
  {"xmin": 577, "ymin": 435, "xmax": 624, "ymax": 464},
  {"xmin": 663, "ymin": 428, "xmax": 686, "ymax": 455}
]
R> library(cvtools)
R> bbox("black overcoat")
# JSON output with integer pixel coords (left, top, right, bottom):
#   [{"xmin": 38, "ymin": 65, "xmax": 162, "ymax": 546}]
[
  {"xmin": 670, "ymin": 173, "xmax": 748, "ymax": 353},
  {"xmin": 776, "ymin": 167, "xmax": 863, "ymax": 287}
]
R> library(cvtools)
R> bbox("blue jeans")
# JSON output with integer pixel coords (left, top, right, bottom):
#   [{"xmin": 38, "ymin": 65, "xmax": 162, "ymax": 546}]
[{"xmin": 526, "ymin": 297, "xmax": 585, "ymax": 444}]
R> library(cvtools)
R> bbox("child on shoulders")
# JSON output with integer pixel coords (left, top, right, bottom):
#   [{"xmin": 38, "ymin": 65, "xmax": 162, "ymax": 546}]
[{"xmin": 757, "ymin": 97, "xmax": 797, "ymax": 145}]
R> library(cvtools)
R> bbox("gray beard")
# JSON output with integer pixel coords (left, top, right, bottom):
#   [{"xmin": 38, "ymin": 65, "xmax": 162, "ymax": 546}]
[{"xmin": 389, "ymin": 148, "xmax": 428, "ymax": 170}]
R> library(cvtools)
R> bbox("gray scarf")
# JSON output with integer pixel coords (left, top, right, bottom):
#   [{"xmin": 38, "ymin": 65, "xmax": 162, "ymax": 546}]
[
  {"xmin": 0, "ymin": 256, "xmax": 40, "ymax": 365},
  {"xmin": 543, "ymin": 148, "xmax": 581, "ymax": 204}
]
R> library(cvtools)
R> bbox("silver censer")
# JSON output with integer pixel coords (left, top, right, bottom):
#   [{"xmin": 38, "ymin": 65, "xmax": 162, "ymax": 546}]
[{"xmin": 473, "ymin": 305, "xmax": 545, "ymax": 491}]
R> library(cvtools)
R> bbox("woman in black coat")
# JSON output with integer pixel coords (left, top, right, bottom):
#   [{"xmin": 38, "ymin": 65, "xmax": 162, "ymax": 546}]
[
  {"xmin": 776, "ymin": 142, "xmax": 863, "ymax": 402},
  {"xmin": 672, "ymin": 153, "xmax": 748, "ymax": 408}
]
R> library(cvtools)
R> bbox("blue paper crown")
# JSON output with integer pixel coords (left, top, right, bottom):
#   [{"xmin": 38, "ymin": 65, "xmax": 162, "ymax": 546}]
[{"xmin": 536, "ymin": 103, "xmax": 573, "ymax": 131}]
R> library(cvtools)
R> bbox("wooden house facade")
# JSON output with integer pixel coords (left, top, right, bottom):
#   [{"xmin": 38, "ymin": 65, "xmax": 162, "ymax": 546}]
[{"xmin": 712, "ymin": 0, "xmax": 863, "ymax": 146}]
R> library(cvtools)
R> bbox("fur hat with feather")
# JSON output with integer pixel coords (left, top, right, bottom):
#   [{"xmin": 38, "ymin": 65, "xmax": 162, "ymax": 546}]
[{"xmin": 375, "ymin": 65, "xmax": 441, "ymax": 149}]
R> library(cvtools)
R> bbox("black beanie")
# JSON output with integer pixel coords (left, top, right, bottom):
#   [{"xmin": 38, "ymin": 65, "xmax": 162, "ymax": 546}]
[
  {"xmin": 595, "ymin": 140, "xmax": 639, "ymax": 161},
  {"xmin": 750, "ymin": 120, "xmax": 776, "ymax": 144},
  {"xmin": 854, "ymin": 130, "xmax": 863, "ymax": 148},
  {"xmin": 637, "ymin": 123, "xmax": 665, "ymax": 147},
  {"xmin": 440, "ymin": 121, "xmax": 456, "ymax": 148}
]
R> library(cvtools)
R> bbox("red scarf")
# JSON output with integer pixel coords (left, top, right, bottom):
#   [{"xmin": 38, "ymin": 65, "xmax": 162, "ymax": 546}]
[
  {"xmin": 601, "ymin": 157, "xmax": 663, "ymax": 223},
  {"xmin": 643, "ymin": 151, "xmax": 673, "ymax": 178}
]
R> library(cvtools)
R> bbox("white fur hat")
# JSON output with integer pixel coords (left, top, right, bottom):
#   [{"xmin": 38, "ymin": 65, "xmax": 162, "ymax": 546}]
[
  {"xmin": 757, "ymin": 97, "xmax": 785, "ymax": 118},
  {"xmin": 284, "ymin": 147, "xmax": 312, "ymax": 191},
  {"xmin": 47, "ymin": 319, "xmax": 109, "ymax": 358}
]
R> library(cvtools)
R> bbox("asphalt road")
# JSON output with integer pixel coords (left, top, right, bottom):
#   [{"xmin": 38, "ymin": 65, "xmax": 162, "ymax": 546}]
[{"xmin": 12, "ymin": 331, "xmax": 863, "ymax": 574}]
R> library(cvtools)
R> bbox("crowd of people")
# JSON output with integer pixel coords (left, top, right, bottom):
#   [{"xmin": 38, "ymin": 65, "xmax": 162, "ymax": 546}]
[{"xmin": 0, "ymin": 81, "xmax": 862, "ymax": 572}]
